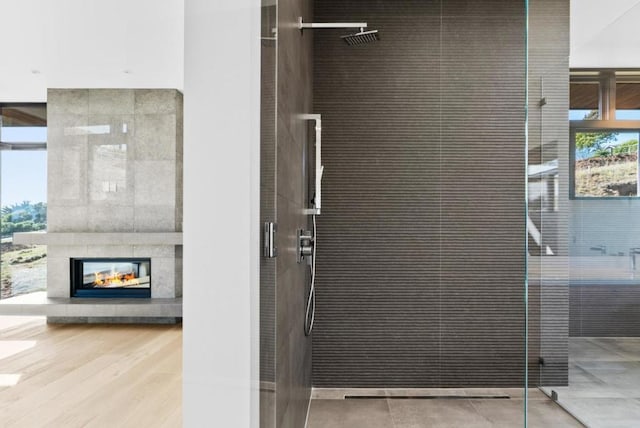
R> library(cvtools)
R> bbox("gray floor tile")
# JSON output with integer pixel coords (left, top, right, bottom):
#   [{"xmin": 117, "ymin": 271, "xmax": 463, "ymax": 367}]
[
  {"xmin": 545, "ymin": 337, "xmax": 640, "ymax": 427},
  {"xmin": 308, "ymin": 394, "xmax": 583, "ymax": 428},
  {"xmin": 388, "ymin": 398, "xmax": 492, "ymax": 428},
  {"xmin": 307, "ymin": 399, "xmax": 393, "ymax": 428},
  {"xmin": 527, "ymin": 400, "xmax": 584, "ymax": 428},
  {"xmin": 559, "ymin": 398, "xmax": 640, "ymax": 428},
  {"xmin": 469, "ymin": 399, "xmax": 582, "ymax": 428}
]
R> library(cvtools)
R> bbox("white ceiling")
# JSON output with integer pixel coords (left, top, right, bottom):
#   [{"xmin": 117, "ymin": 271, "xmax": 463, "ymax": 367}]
[
  {"xmin": 0, "ymin": 0, "xmax": 637, "ymax": 102},
  {"xmin": 570, "ymin": 0, "xmax": 640, "ymax": 68},
  {"xmin": 0, "ymin": 0, "xmax": 184, "ymax": 102}
]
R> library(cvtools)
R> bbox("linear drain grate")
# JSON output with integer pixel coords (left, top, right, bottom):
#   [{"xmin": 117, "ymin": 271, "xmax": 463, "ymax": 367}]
[{"xmin": 344, "ymin": 395, "xmax": 511, "ymax": 400}]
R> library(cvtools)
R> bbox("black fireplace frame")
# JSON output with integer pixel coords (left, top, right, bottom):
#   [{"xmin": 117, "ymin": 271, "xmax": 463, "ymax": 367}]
[{"xmin": 70, "ymin": 257, "xmax": 151, "ymax": 298}]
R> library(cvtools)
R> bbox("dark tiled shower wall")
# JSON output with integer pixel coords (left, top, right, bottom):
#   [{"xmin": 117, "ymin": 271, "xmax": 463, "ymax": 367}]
[
  {"xmin": 274, "ymin": 0, "xmax": 314, "ymax": 427},
  {"xmin": 570, "ymin": 285, "xmax": 640, "ymax": 337},
  {"xmin": 312, "ymin": 0, "xmax": 569, "ymax": 387}
]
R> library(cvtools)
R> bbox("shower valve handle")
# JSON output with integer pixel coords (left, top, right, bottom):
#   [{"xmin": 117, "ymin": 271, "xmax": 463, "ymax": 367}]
[{"xmin": 298, "ymin": 229, "xmax": 314, "ymax": 263}]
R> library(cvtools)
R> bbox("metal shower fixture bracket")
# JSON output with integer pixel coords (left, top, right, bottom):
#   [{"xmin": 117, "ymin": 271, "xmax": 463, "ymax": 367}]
[
  {"xmin": 298, "ymin": 17, "xmax": 368, "ymax": 32},
  {"xmin": 300, "ymin": 114, "xmax": 323, "ymax": 216}
]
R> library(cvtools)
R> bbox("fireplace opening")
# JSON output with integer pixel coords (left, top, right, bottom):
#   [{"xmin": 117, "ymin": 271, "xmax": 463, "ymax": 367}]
[{"xmin": 71, "ymin": 258, "xmax": 151, "ymax": 298}]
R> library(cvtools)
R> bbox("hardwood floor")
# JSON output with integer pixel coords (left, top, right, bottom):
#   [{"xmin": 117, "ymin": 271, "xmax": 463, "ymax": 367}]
[{"xmin": 0, "ymin": 316, "xmax": 181, "ymax": 428}]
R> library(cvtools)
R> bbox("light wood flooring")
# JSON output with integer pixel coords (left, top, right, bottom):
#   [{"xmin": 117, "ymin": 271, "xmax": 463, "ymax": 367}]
[{"xmin": 0, "ymin": 316, "xmax": 182, "ymax": 428}]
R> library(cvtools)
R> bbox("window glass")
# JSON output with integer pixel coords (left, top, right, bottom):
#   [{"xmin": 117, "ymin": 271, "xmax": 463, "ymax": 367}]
[
  {"xmin": 574, "ymin": 130, "xmax": 639, "ymax": 197},
  {"xmin": 0, "ymin": 105, "xmax": 47, "ymax": 144},
  {"xmin": 0, "ymin": 104, "xmax": 47, "ymax": 300},
  {"xmin": 570, "ymin": 82, "xmax": 599, "ymax": 120},
  {"xmin": 616, "ymin": 82, "xmax": 640, "ymax": 120}
]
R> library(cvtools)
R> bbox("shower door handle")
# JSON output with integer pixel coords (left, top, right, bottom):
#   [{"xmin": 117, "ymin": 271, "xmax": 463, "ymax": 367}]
[{"xmin": 264, "ymin": 222, "xmax": 277, "ymax": 258}]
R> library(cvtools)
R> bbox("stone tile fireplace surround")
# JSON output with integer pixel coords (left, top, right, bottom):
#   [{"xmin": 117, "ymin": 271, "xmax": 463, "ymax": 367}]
[{"xmin": 13, "ymin": 89, "xmax": 183, "ymax": 321}]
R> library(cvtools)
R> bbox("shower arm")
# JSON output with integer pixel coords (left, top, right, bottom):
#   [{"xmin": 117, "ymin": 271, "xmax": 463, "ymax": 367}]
[
  {"xmin": 300, "ymin": 114, "xmax": 323, "ymax": 216},
  {"xmin": 298, "ymin": 17, "xmax": 367, "ymax": 31}
]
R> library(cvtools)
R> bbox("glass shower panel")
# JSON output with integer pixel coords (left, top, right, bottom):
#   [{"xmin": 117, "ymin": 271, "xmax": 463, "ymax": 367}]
[
  {"xmin": 527, "ymin": 1, "xmax": 640, "ymax": 426},
  {"xmin": 527, "ymin": 0, "xmax": 573, "ymax": 425},
  {"xmin": 260, "ymin": 1, "xmax": 277, "ymax": 427}
]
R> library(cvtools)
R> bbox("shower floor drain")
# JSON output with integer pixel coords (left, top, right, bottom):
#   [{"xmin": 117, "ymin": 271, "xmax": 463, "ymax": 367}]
[{"xmin": 344, "ymin": 395, "xmax": 511, "ymax": 400}]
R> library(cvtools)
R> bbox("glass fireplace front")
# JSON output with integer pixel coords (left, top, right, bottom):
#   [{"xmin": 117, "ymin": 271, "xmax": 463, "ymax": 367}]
[{"xmin": 70, "ymin": 258, "xmax": 151, "ymax": 298}]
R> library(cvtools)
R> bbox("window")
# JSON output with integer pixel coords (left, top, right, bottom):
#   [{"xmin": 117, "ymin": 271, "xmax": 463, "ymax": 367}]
[
  {"xmin": 0, "ymin": 104, "xmax": 47, "ymax": 300},
  {"xmin": 570, "ymin": 71, "xmax": 640, "ymax": 198}
]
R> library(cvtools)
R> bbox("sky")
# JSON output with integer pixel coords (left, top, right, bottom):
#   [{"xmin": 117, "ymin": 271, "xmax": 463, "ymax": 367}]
[{"xmin": 1, "ymin": 127, "xmax": 47, "ymax": 207}]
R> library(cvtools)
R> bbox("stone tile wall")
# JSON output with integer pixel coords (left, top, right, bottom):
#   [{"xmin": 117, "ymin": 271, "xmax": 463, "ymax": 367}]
[{"xmin": 46, "ymin": 89, "xmax": 183, "ymax": 300}]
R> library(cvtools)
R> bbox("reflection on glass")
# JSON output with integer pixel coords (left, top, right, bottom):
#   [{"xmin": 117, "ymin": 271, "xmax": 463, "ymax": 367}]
[
  {"xmin": 90, "ymin": 144, "xmax": 128, "ymax": 201},
  {"xmin": 574, "ymin": 131, "xmax": 639, "ymax": 197}
]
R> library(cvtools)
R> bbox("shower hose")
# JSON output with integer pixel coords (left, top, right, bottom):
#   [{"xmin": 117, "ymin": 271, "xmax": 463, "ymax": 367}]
[{"xmin": 304, "ymin": 214, "xmax": 316, "ymax": 336}]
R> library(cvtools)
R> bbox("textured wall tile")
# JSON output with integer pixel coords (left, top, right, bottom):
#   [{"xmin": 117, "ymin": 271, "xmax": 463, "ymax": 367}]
[
  {"xmin": 48, "ymin": 89, "xmax": 89, "ymax": 116},
  {"xmin": 133, "ymin": 114, "xmax": 177, "ymax": 160},
  {"xmin": 134, "ymin": 161, "xmax": 176, "ymax": 206},
  {"xmin": 312, "ymin": 0, "xmax": 567, "ymax": 388},
  {"xmin": 150, "ymin": 257, "xmax": 176, "ymax": 298},
  {"xmin": 43, "ymin": 88, "xmax": 183, "ymax": 313},
  {"xmin": 88, "ymin": 89, "xmax": 135, "ymax": 115},
  {"xmin": 87, "ymin": 206, "xmax": 134, "ymax": 232},
  {"xmin": 47, "ymin": 206, "xmax": 88, "ymax": 232},
  {"xmin": 46, "ymin": 245, "xmax": 88, "ymax": 258},
  {"xmin": 86, "ymin": 245, "xmax": 134, "ymax": 257},
  {"xmin": 133, "ymin": 245, "xmax": 176, "ymax": 258},
  {"xmin": 46, "ymin": 257, "xmax": 71, "ymax": 298},
  {"xmin": 135, "ymin": 89, "xmax": 178, "ymax": 114},
  {"xmin": 134, "ymin": 205, "xmax": 176, "ymax": 232}
]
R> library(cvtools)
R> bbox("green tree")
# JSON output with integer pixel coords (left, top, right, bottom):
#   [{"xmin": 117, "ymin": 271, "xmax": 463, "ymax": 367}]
[
  {"xmin": 613, "ymin": 139, "xmax": 639, "ymax": 155},
  {"xmin": 0, "ymin": 201, "xmax": 47, "ymax": 237},
  {"xmin": 576, "ymin": 132, "xmax": 618, "ymax": 152},
  {"xmin": 575, "ymin": 110, "xmax": 619, "ymax": 155}
]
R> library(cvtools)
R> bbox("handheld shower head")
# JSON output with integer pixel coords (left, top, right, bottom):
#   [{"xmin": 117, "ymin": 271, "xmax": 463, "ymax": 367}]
[{"xmin": 341, "ymin": 28, "xmax": 379, "ymax": 45}]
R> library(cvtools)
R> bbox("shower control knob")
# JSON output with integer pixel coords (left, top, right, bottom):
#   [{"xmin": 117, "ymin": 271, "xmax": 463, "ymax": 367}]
[{"xmin": 297, "ymin": 229, "xmax": 314, "ymax": 263}]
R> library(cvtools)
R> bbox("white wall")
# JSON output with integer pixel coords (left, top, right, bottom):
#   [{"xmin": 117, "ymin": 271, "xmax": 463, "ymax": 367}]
[
  {"xmin": 183, "ymin": 0, "xmax": 260, "ymax": 427},
  {"xmin": 0, "ymin": 0, "xmax": 184, "ymax": 102},
  {"xmin": 571, "ymin": 0, "xmax": 640, "ymax": 67}
]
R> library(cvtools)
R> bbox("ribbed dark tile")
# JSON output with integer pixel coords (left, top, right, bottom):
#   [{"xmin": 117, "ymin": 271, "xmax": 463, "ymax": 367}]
[
  {"xmin": 570, "ymin": 285, "xmax": 640, "ymax": 337},
  {"xmin": 443, "ymin": 0, "xmax": 525, "ymax": 16},
  {"xmin": 311, "ymin": 0, "xmax": 567, "ymax": 389},
  {"xmin": 311, "ymin": 0, "xmax": 569, "ymax": 388}
]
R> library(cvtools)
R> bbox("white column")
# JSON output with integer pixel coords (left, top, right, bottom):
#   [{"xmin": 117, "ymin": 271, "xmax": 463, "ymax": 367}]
[{"xmin": 183, "ymin": 0, "xmax": 260, "ymax": 426}]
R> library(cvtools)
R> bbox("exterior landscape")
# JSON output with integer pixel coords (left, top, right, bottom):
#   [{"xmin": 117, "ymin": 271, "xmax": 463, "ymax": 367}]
[
  {"xmin": 575, "ymin": 129, "xmax": 639, "ymax": 197},
  {"xmin": 0, "ymin": 201, "xmax": 47, "ymax": 299}
]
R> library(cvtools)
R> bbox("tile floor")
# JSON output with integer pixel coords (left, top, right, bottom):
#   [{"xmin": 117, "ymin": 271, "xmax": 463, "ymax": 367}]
[
  {"xmin": 542, "ymin": 337, "xmax": 640, "ymax": 428},
  {"xmin": 307, "ymin": 388, "xmax": 583, "ymax": 427}
]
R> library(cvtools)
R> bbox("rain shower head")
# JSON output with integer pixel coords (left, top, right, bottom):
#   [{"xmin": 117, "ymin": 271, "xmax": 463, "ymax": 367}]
[
  {"xmin": 341, "ymin": 28, "xmax": 379, "ymax": 45},
  {"xmin": 298, "ymin": 17, "xmax": 380, "ymax": 46}
]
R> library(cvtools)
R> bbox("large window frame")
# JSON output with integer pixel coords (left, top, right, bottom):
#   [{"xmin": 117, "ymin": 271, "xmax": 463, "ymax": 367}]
[
  {"xmin": 570, "ymin": 70, "xmax": 640, "ymax": 199},
  {"xmin": 0, "ymin": 103, "xmax": 48, "ymax": 300}
]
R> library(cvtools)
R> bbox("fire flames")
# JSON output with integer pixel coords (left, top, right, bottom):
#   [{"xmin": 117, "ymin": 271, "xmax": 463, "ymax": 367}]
[{"xmin": 93, "ymin": 271, "xmax": 140, "ymax": 287}]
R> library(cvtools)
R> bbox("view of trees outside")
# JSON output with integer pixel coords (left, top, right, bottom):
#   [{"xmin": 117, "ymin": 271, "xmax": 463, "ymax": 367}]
[
  {"xmin": 574, "ymin": 111, "xmax": 639, "ymax": 197},
  {"xmin": 0, "ymin": 151, "xmax": 47, "ymax": 299}
]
